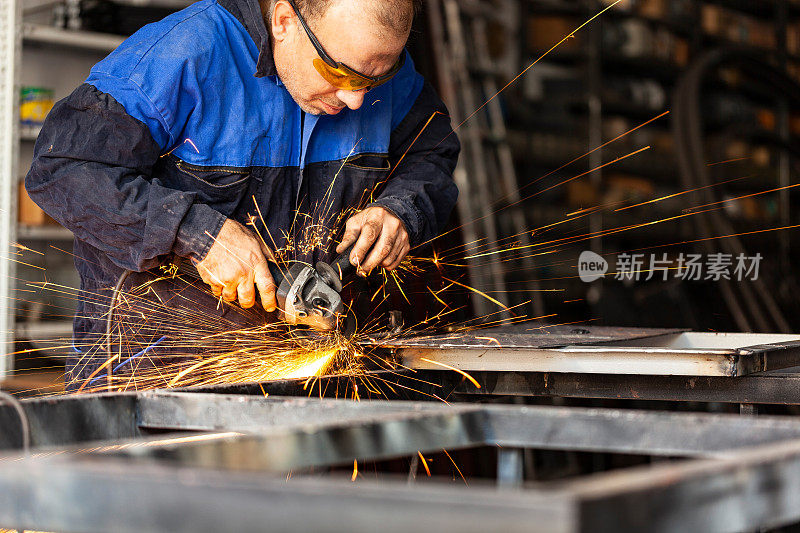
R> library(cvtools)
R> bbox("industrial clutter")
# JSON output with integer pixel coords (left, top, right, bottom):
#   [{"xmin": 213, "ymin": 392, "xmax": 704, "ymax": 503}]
[{"xmin": 3, "ymin": 0, "xmax": 800, "ymax": 530}]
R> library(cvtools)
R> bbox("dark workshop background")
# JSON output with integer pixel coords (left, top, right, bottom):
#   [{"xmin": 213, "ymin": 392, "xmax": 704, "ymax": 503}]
[
  {"xmin": 7, "ymin": 0, "xmax": 800, "ymax": 389},
  {"xmin": 404, "ymin": 0, "xmax": 800, "ymax": 336}
]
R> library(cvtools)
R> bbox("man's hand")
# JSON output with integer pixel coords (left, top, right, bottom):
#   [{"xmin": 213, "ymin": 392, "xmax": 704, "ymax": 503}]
[
  {"xmin": 336, "ymin": 206, "xmax": 410, "ymax": 275},
  {"xmin": 194, "ymin": 219, "xmax": 277, "ymax": 311}
]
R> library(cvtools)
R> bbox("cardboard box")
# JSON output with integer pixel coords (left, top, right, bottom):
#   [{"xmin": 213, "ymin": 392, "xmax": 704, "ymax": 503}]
[
  {"xmin": 566, "ymin": 180, "xmax": 600, "ymax": 207},
  {"xmin": 638, "ymin": 0, "xmax": 667, "ymax": 19},
  {"xmin": 18, "ymin": 187, "xmax": 53, "ymax": 226},
  {"xmin": 528, "ymin": 16, "xmax": 581, "ymax": 52}
]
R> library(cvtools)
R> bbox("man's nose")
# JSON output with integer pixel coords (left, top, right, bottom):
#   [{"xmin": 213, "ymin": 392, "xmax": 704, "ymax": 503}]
[{"xmin": 335, "ymin": 89, "xmax": 366, "ymax": 110}]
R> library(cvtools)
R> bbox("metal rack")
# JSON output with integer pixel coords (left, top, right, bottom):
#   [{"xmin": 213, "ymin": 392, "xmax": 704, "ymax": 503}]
[
  {"xmin": 0, "ymin": 0, "xmax": 20, "ymax": 380},
  {"xmin": 0, "ymin": 2, "xmax": 129, "ymax": 380},
  {"xmin": 22, "ymin": 23, "xmax": 124, "ymax": 51}
]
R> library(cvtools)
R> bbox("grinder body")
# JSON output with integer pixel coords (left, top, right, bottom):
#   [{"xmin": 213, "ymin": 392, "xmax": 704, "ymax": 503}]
[{"xmin": 275, "ymin": 245, "xmax": 356, "ymax": 331}]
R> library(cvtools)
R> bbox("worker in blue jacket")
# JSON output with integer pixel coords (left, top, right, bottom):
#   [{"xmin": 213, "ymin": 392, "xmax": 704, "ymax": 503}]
[{"xmin": 25, "ymin": 0, "xmax": 460, "ymax": 388}]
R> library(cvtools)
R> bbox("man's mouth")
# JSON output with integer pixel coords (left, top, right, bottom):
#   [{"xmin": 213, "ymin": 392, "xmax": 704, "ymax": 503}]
[{"xmin": 319, "ymin": 101, "xmax": 345, "ymax": 114}]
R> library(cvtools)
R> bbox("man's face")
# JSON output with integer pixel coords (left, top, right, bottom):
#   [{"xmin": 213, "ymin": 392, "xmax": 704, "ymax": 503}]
[{"xmin": 270, "ymin": 0, "xmax": 409, "ymax": 115}]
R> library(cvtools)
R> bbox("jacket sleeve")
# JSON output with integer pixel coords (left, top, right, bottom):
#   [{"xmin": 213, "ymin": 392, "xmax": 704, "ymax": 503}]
[
  {"xmin": 25, "ymin": 83, "xmax": 225, "ymax": 272},
  {"xmin": 372, "ymin": 81, "xmax": 461, "ymax": 247}
]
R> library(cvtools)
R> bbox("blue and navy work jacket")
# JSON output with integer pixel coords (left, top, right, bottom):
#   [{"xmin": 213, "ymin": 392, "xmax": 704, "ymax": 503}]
[{"xmin": 25, "ymin": 0, "xmax": 460, "ymax": 385}]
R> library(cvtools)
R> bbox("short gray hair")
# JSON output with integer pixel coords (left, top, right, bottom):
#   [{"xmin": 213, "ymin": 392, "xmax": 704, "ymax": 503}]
[{"xmin": 265, "ymin": 0, "xmax": 422, "ymax": 36}]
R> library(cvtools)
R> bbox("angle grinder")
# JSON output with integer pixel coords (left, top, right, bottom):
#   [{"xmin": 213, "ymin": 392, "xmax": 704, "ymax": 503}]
[{"xmin": 179, "ymin": 244, "xmax": 357, "ymax": 333}]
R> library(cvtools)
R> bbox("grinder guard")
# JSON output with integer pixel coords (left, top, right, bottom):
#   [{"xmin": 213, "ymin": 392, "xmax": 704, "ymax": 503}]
[{"xmin": 276, "ymin": 262, "xmax": 344, "ymax": 331}]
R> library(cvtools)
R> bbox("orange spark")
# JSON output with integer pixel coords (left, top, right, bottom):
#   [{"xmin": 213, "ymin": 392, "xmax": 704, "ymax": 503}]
[
  {"xmin": 615, "ymin": 175, "xmax": 755, "ymax": 212},
  {"xmin": 419, "ymin": 358, "xmax": 481, "ymax": 389},
  {"xmin": 684, "ymin": 183, "xmax": 800, "ymax": 213},
  {"xmin": 441, "ymin": 276, "xmax": 509, "ymax": 310},
  {"xmin": 443, "ymin": 449, "xmax": 467, "ymax": 485},
  {"xmin": 417, "ymin": 451, "xmax": 431, "ymax": 477},
  {"xmin": 707, "ymin": 157, "xmax": 749, "ymax": 166},
  {"xmin": 446, "ymin": 0, "xmax": 625, "ymax": 141}
]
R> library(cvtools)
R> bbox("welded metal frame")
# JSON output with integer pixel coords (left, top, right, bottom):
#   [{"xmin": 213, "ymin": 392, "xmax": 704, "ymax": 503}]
[
  {"xmin": 0, "ymin": 0, "xmax": 20, "ymax": 379},
  {"xmin": 381, "ymin": 330, "xmax": 800, "ymax": 377},
  {"xmin": 5, "ymin": 392, "xmax": 800, "ymax": 531}
]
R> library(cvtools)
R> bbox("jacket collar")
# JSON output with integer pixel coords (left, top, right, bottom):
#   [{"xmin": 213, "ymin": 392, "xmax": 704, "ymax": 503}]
[{"xmin": 217, "ymin": 0, "xmax": 276, "ymax": 77}]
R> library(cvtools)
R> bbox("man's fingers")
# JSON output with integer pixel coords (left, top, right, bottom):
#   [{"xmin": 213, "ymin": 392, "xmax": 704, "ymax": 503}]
[
  {"xmin": 381, "ymin": 241, "xmax": 405, "ymax": 269},
  {"xmin": 221, "ymin": 283, "xmax": 238, "ymax": 302},
  {"xmin": 257, "ymin": 240, "xmax": 277, "ymax": 263},
  {"xmin": 237, "ymin": 276, "xmax": 256, "ymax": 309},
  {"xmin": 363, "ymin": 229, "xmax": 396, "ymax": 272},
  {"xmin": 210, "ymin": 284, "xmax": 223, "ymax": 298},
  {"xmin": 196, "ymin": 263, "xmax": 223, "ymax": 288},
  {"xmin": 336, "ymin": 228, "xmax": 360, "ymax": 254},
  {"xmin": 254, "ymin": 262, "xmax": 277, "ymax": 312},
  {"xmin": 351, "ymin": 221, "xmax": 381, "ymax": 272},
  {"xmin": 386, "ymin": 243, "xmax": 411, "ymax": 271}
]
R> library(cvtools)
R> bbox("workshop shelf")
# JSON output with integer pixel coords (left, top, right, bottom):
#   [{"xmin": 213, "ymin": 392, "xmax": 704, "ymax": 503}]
[{"xmin": 22, "ymin": 23, "xmax": 125, "ymax": 53}]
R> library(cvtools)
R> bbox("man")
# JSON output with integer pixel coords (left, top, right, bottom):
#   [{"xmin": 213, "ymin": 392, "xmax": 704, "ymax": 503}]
[{"xmin": 25, "ymin": 0, "xmax": 460, "ymax": 388}]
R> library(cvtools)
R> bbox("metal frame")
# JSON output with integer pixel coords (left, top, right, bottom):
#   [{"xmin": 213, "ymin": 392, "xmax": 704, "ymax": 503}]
[
  {"xmin": 5, "ymin": 392, "xmax": 800, "ymax": 531},
  {"xmin": 376, "ymin": 328, "xmax": 800, "ymax": 377},
  {"xmin": 0, "ymin": 0, "xmax": 20, "ymax": 380},
  {"xmin": 183, "ymin": 367, "xmax": 800, "ymax": 407}
]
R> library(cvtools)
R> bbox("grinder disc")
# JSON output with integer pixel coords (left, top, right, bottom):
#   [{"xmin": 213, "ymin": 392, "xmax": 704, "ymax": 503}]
[
  {"xmin": 339, "ymin": 308, "xmax": 357, "ymax": 338},
  {"xmin": 315, "ymin": 261, "xmax": 343, "ymax": 293}
]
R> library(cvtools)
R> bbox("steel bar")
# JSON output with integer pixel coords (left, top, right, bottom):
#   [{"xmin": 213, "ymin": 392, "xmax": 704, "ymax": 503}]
[
  {"xmin": 427, "ymin": 369, "xmax": 800, "ymax": 405},
  {"xmin": 497, "ymin": 448, "xmax": 524, "ymax": 488},
  {"xmin": 482, "ymin": 404, "xmax": 800, "ymax": 457},
  {"xmin": 570, "ymin": 438, "xmax": 800, "ymax": 532},
  {"xmin": 135, "ymin": 394, "xmax": 800, "ymax": 458},
  {"xmin": 137, "ymin": 391, "xmax": 449, "ymax": 432},
  {"xmin": 99, "ymin": 407, "xmax": 800, "ymax": 467},
  {"xmin": 185, "ymin": 367, "xmax": 800, "ymax": 407},
  {"xmin": 11, "ymin": 393, "xmax": 800, "ymax": 462},
  {"xmin": 369, "ymin": 325, "xmax": 685, "ymax": 349},
  {"xmin": 0, "ymin": 456, "xmax": 571, "ymax": 533},
  {"xmin": 0, "ymin": 392, "xmax": 138, "ymax": 450}
]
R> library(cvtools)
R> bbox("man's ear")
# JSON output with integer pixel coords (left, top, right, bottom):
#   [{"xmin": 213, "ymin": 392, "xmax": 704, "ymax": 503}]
[{"xmin": 271, "ymin": 0, "xmax": 296, "ymax": 42}]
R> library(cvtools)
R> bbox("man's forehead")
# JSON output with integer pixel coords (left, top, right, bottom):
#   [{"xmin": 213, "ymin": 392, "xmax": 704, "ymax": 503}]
[{"xmin": 312, "ymin": 0, "xmax": 408, "ymax": 76}]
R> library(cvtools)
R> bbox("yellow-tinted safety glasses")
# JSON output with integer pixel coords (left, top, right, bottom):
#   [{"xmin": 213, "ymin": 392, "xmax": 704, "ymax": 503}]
[{"xmin": 286, "ymin": 0, "xmax": 405, "ymax": 91}]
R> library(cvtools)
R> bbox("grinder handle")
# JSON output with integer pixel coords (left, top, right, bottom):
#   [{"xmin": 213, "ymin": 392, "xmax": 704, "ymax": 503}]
[{"xmin": 330, "ymin": 243, "xmax": 357, "ymax": 280}]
